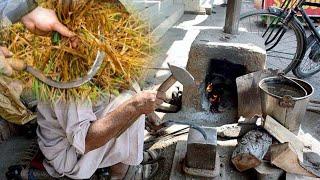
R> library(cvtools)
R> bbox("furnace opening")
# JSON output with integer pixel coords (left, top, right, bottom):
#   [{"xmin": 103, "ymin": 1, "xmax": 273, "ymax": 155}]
[{"xmin": 205, "ymin": 59, "xmax": 247, "ymax": 113}]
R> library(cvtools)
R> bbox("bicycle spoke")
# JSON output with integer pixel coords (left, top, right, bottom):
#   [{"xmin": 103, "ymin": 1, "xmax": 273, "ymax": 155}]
[
  {"xmin": 275, "ymin": 41, "xmax": 298, "ymax": 46},
  {"xmin": 278, "ymin": 34, "xmax": 296, "ymax": 41},
  {"xmin": 269, "ymin": 50, "xmax": 296, "ymax": 56},
  {"xmin": 299, "ymin": 48, "xmax": 320, "ymax": 73},
  {"xmin": 269, "ymin": 45, "xmax": 298, "ymax": 52},
  {"xmin": 268, "ymin": 54, "xmax": 296, "ymax": 60},
  {"xmin": 240, "ymin": 11, "xmax": 302, "ymax": 73}
]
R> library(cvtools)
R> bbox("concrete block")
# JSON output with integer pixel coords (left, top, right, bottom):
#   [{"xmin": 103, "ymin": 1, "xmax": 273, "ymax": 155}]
[{"xmin": 186, "ymin": 127, "xmax": 217, "ymax": 170}]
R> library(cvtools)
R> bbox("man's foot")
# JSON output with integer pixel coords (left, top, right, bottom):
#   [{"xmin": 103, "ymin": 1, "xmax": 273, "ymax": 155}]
[
  {"xmin": 119, "ymin": 149, "xmax": 162, "ymax": 180},
  {"xmin": 142, "ymin": 149, "xmax": 163, "ymax": 164},
  {"xmin": 6, "ymin": 165, "xmax": 52, "ymax": 180},
  {"xmin": 94, "ymin": 168, "xmax": 111, "ymax": 180}
]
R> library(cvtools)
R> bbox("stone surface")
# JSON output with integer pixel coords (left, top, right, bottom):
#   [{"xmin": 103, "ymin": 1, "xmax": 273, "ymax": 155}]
[
  {"xmin": 254, "ymin": 161, "xmax": 284, "ymax": 180},
  {"xmin": 119, "ymin": 0, "xmax": 185, "ymax": 41},
  {"xmin": 151, "ymin": 4, "xmax": 185, "ymax": 42},
  {"xmin": 286, "ymin": 173, "xmax": 320, "ymax": 180},
  {"xmin": 0, "ymin": 136, "xmax": 33, "ymax": 179},
  {"xmin": 182, "ymin": 28, "xmax": 266, "ymax": 110},
  {"xmin": 184, "ymin": 0, "xmax": 214, "ymax": 15}
]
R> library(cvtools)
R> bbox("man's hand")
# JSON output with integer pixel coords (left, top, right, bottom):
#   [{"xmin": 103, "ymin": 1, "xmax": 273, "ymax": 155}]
[
  {"xmin": 85, "ymin": 90, "xmax": 166, "ymax": 152},
  {"xmin": 21, "ymin": 7, "xmax": 74, "ymax": 37},
  {"xmin": 0, "ymin": 46, "xmax": 13, "ymax": 57},
  {"xmin": 0, "ymin": 46, "xmax": 13, "ymax": 76},
  {"xmin": 132, "ymin": 90, "xmax": 166, "ymax": 114}
]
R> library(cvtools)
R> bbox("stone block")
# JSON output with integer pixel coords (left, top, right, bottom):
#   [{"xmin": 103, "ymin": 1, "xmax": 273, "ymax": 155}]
[{"xmin": 186, "ymin": 127, "xmax": 217, "ymax": 170}]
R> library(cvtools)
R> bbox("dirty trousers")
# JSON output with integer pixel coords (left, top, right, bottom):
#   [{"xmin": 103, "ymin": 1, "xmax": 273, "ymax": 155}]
[{"xmin": 36, "ymin": 91, "xmax": 145, "ymax": 179}]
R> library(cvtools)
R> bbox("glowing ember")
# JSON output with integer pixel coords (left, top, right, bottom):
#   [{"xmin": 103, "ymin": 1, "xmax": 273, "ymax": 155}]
[{"xmin": 206, "ymin": 82, "xmax": 224, "ymax": 113}]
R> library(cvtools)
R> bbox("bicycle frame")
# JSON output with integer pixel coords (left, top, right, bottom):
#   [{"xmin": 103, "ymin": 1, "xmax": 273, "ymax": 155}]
[
  {"xmin": 297, "ymin": 0, "xmax": 320, "ymax": 42},
  {"xmin": 264, "ymin": 0, "xmax": 320, "ymax": 52}
]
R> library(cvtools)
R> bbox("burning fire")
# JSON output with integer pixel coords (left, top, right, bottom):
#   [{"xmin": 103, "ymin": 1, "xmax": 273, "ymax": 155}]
[{"xmin": 206, "ymin": 82, "xmax": 223, "ymax": 113}]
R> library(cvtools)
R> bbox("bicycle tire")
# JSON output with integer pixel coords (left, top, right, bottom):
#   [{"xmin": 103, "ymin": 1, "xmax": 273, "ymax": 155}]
[
  {"xmin": 293, "ymin": 37, "xmax": 320, "ymax": 78},
  {"xmin": 240, "ymin": 9, "xmax": 306, "ymax": 74}
]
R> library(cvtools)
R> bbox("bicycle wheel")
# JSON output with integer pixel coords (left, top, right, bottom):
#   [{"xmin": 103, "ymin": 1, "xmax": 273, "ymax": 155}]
[
  {"xmin": 293, "ymin": 36, "xmax": 320, "ymax": 78},
  {"xmin": 239, "ymin": 10, "xmax": 305, "ymax": 74}
]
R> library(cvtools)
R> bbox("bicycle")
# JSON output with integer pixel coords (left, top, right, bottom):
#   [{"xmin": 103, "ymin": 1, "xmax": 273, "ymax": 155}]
[{"xmin": 239, "ymin": 0, "xmax": 320, "ymax": 78}]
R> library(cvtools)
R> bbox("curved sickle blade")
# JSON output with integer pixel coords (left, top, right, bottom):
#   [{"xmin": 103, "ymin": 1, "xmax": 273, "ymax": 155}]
[{"xmin": 27, "ymin": 51, "xmax": 105, "ymax": 89}]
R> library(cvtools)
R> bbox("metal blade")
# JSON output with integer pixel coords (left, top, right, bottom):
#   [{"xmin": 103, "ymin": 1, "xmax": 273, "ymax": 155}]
[
  {"xmin": 27, "ymin": 51, "xmax": 105, "ymax": 89},
  {"xmin": 168, "ymin": 63, "xmax": 195, "ymax": 86}
]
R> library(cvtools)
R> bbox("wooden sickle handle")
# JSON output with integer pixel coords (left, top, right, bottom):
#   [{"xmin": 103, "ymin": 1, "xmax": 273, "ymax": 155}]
[
  {"xmin": 8, "ymin": 58, "xmax": 27, "ymax": 71},
  {"xmin": 158, "ymin": 75, "xmax": 177, "ymax": 93},
  {"xmin": 147, "ymin": 75, "xmax": 178, "ymax": 126}
]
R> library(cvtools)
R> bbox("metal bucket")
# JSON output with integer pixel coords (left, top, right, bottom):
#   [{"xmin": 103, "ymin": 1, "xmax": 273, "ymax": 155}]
[{"xmin": 259, "ymin": 76, "xmax": 314, "ymax": 133}]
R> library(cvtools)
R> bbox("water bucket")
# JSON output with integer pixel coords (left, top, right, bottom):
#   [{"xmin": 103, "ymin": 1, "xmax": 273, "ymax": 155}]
[{"xmin": 259, "ymin": 76, "xmax": 314, "ymax": 133}]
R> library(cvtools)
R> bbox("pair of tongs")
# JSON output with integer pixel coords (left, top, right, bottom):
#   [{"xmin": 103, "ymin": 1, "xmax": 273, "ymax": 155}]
[{"xmin": 3, "ymin": 0, "xmax": 106, "ymax": 89}]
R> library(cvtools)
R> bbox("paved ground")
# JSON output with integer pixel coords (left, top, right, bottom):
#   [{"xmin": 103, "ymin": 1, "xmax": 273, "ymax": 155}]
[
  {"xmin": 0, "ymin": 1, "xmax": 320, "ymax": 179},
  {"xmin": 0, "ymin": 137, "xmax": 33, "ymax": 179}
]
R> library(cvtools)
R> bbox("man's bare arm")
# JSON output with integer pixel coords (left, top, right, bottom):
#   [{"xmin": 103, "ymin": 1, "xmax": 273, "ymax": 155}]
[
  {"xmin": 85, "ymin": 98, "xmax": 141, "ymax": 153},
  {"xmin": 85, "ymin": 90, "xmax": 165, "ymax": 153}
]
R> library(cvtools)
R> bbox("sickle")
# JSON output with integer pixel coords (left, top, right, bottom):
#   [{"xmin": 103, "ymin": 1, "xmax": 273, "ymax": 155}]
[{"xmin": 7, "ymin": 51, "xmax": 105, "ymax": 89}]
